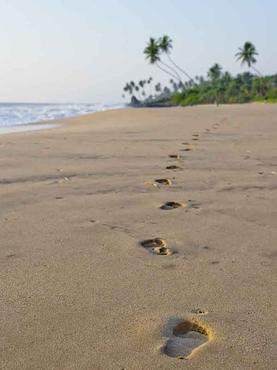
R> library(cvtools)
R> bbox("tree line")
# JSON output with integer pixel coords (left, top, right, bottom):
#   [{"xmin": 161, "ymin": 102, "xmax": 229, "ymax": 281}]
[{"xmin": 122, "ymin": 36, "xmax": 277, "ymax": 106}]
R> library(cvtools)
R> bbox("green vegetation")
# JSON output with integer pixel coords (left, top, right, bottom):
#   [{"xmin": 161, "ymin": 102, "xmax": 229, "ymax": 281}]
[
  {"xmin": 171, "ymin": 69, "xmax": 277, "ymax": 106},
  {"xmin": 122, "ymin": 38, "xmax": 277, "ymax": 106}
]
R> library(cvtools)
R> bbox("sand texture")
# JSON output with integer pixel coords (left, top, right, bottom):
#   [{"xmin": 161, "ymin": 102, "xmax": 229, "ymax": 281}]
[{"xmin": 0, "ymin": 104, "xmax": 276, "ymax": 369}]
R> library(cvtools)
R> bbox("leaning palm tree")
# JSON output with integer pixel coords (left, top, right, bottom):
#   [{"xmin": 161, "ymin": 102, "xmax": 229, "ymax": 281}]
[
  {"xmin": 144, "ymin": 38, "xmax": 180, "ymax": 81},
  {"xmin": 159, "ymin": 35, "xmax": 193, "ymax": 82},
  {"xmin": 235, "ymin": 42, "xmax": 261, "ymax": 76}
]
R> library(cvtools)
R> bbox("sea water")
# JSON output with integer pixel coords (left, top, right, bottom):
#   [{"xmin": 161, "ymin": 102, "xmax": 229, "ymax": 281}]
[{"xmin": 0, "ymin": 102, "xmax": 124, "ymax": 133}]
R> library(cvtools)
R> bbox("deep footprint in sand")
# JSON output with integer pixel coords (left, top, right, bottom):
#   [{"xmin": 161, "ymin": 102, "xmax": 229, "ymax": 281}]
[
  {"xmin": 168, "ymin": 154, "xmax": 180, "ymax": 159},
  {"xmin": 160, "ymin": 200, "xmax": 200, "ymax": 211},
  {"xmin": 155, "ymin": 179, "xmax": 172, "ymax": 186},
  {"xmin": 166, "ymin": 165, "xmax": 182, "ymax": 170},
  {"xmin": 160, "ymin": 201, "xmax": 185, "ymax": 210},
  {"xmin": 180, "ymin": 147, "xmax": 192, "ymax": 152},
  {"xmin": 164, "ymin": 320, "xmax": 211, "ymax": 359},
  {"xmin": 140, "ymin": 238, "xmax": 172, "ymax": 256}
]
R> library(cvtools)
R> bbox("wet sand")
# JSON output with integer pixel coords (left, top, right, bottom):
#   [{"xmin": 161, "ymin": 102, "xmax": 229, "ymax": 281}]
[{"xmin": 0, "ymin": 104, "xmax": 276, "ymax": 369}]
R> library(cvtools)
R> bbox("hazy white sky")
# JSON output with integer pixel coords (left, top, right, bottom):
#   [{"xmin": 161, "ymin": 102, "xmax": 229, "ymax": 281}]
[{"xmin": 0, "ymin": 0, "xmax": 276, "ymax": 103}]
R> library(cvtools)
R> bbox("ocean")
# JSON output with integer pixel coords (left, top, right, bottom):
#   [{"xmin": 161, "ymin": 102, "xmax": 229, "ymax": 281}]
[{"xmin": 0, "ymin": 102, "xmax": 124, "ymax": 133}]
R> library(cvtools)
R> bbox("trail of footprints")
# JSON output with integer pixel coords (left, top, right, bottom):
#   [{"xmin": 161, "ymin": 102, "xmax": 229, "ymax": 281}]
[
  {"xmin": 138, "ymin": 123, "xmax": 222, "ymax": 360},
  {"xmin": 85, "ymin": 123, "xmax": 220, "ymax": 361},
  {"xmin": 84, "ymin": 123, "xmax": 221, "ymax": 360},
  {"xmin": 143, "ymin": 131, "xmax": 204, "ymax": 258}
]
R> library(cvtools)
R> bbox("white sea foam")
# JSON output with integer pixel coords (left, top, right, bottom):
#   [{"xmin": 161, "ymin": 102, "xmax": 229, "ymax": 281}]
[{"xmin": 0, "ymin": 102, "xmax": 124, "ymax": 128}]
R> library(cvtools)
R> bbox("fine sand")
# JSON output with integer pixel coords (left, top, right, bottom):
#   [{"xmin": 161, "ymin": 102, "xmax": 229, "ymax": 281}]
[{"xmin": 0, "ymin": 104, "xmax": 276, "ymax": 369}]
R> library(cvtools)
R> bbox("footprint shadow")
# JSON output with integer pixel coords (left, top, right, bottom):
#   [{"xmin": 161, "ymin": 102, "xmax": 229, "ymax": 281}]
[
  {"xmin": 160, "ymin": 202, "xmax": 185, "ymax": 210},
  {"xmin": 168, "ymin": 154, "xmax": 180, "ymax": 159},
  {"xmin": 155, "ymin": 178, "xmax": 172, "ymax": 186},
  {"xmin": 180, "ymin": 148, "xmax": 192, "ymax": 152},
  {"xmin": 166, "ymin": 165, "xmax": 182, "ymax": 170}
]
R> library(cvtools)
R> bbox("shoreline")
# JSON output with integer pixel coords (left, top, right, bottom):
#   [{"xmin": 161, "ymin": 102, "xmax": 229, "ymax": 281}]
[
  {"xmin": 0, "ymin": 102, "xmax": 273, "ymax": 136},
  {"xmin": 1, "ymin": 104, "xmax": 276, "ymax": 369},
  {"xmin": 0, "ymin": 104, "xmax": 125, "ymax": 135},
  {"xmin": 0, "ymin": 122, "xmax": 62, "ymax": 135}
]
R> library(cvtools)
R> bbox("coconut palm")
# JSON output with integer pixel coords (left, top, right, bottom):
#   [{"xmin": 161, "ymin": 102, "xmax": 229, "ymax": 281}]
[
  {"xmin": 157, "ymin": 35, "xmax": 183, "ymax": 82},
  {"xmin": 207, "ymin": 64, "xmax": 223, "ymax": 106},
  {"xmin": 159, "ymin": 35, "xmax": 193, "ymax": 82},
  {"xmin": 208, "ymin": 63, "xmax": 222, "ymax": 81},
  {"xmin": 123, "ymin": 82, "xmax": 132, "ymax": 97},
  {"xmin": 235, "ymin": 42, "xmax": 261, "ymax": 76},
  {"xmin": 146, "ymin": 77, "xmax": 153, "ymax": 96},
  {"xmin": 155, "ymin": 82, "xmax": 162, "ymax": 93},
  {"xmin": 144, "ymin": 38, "xmax": 180, "ymax": 81}
]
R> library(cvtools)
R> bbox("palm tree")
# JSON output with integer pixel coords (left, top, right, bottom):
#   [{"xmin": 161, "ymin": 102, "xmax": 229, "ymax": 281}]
[
  {"xmin": 159, "ymin": 35, "xmax": 193, "ymax": 82},
  {"xmin": 207, "ymin": 64, "xmax": 223, "ymax": 106},
  {"xmin": 144, "ymin": 38, "xmax": 180, "ymax": 81},
  {"xmin": 235, "ymin": 42, "xmax": 261, "ymax": 76},
  {"xmin": 208, "ymin": 63, "xmax": 222, "ymax": 81},
  {"xmin": 155, "ymin": 82, "xmax": 162, "ymax": 93},
  {"xmin": 146, "ymin": 76, "xmax": 153, "ymax": 96},
  {"xmin": 123, "ymin": 82, "xmax": 132, "ymax": 97}
]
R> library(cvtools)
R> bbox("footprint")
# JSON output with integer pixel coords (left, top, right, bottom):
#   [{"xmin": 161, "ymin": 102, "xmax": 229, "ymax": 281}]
[
  {"xmin": 160, "ymin": 202, "xmax": 185, "ymax": 210},
  {"xmin": 191, "ymin": 309, "xmax": 208, "ymax": 315},
  {"xmin": 192, "ymin": 138, "xmax": 199, "ymax": 141},
  {"xmin": 210, "ymin": 260, "xmax": 220, "ymax": 265},
  {"xmin": 168, "ymin": 154, "xmax": 180, "ymax": 159},
  {"xmin": 6, "ymin": 253, "xmax": 17, "ymax": 259},
  {"xmin": 166, "ymin": 165, "xmax": 182, "ymax": 170},
  {"xmin": 159, "ymin": 200, "xmax": 200, "ymax": 210},
  {"xmin": 164, "ymin": 320, "xmax": 211, "ymax": 359},
  {"xmin": 155, "ymin": 179, "xmax": 172, "ymax": 186},
  {"xmin": 192, "ymin": 134, "xmax": 199, "ymax": 138},
  {"xmin": 180, "ymin": 148, "xmax": 192, "ymax": 152},
  {"xmin": 140, "ymin": 238, "xmax": 173, "ymax": 256}
]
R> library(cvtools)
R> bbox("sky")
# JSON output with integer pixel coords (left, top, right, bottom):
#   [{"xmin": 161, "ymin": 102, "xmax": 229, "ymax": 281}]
[{"xmin": 0, "ymin": 0, "xmax": 276, "ymax": 103}]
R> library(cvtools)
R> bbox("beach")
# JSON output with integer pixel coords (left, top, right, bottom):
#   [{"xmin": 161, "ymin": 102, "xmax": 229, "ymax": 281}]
[{"xmin": 0, "ymin": 104, "xmax": 276, "ymax": 369}]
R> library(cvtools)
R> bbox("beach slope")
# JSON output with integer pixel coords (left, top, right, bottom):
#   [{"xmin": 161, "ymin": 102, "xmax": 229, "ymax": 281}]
[{"xmin": 0, "ymin": 105, "xmax": 276, "ymax": 369}]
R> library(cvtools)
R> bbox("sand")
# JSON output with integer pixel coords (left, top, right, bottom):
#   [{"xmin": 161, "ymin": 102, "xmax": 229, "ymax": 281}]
[{"xmin": 0, "ymin": 104, "xmax": 276, "ymax": 369}]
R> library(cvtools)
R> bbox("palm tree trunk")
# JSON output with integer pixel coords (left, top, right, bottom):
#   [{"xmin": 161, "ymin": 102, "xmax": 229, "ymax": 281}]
[
  {"xmin": 167, "ymin": 54, "xmax": 194, "ymax": 82},
  {"xmin": 159, "ymin": 60, "xmax": 183, "ymax": 84},
  {"xmin": 156, "ymin": 62, "xmax": 180, "ymax": 81},
  {"xmin": 251, "ymin": 66, "xmax": 262, "ymax": 77}
]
